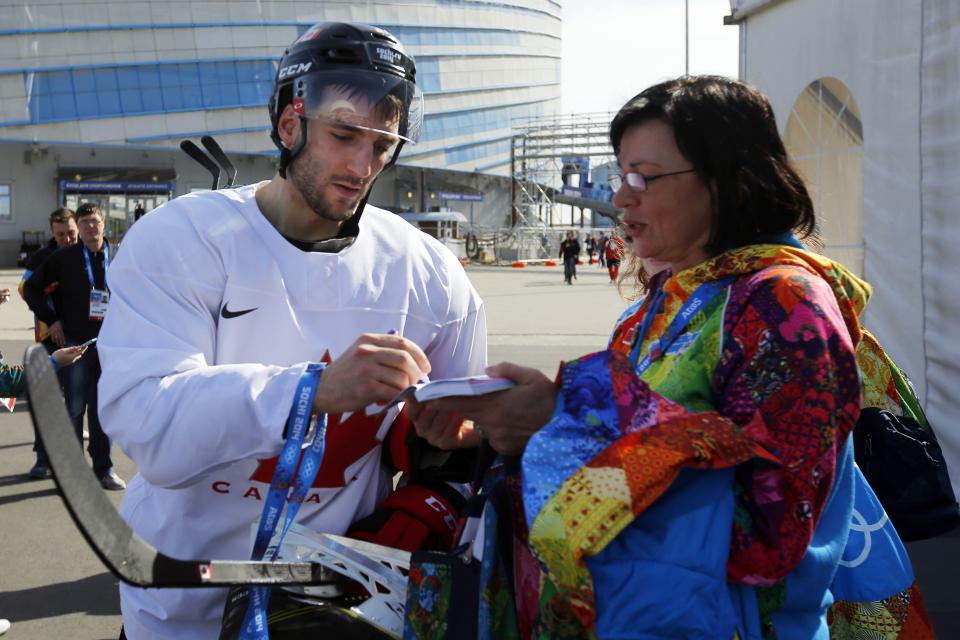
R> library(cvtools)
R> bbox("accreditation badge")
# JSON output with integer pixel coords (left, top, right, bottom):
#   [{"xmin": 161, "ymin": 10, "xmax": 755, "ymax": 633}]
[{"xmin": 89, "ymin": 289, "xmax": 110, "ymax": 321}]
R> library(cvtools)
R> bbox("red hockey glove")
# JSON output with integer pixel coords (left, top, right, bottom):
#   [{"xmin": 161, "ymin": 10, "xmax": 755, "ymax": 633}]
[{"xmin": 347, "ymin": 481, "xmax": 466, "ymax": 552}]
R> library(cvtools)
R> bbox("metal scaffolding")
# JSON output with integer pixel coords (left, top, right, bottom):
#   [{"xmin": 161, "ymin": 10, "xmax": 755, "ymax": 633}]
[{"xmin": 509, "ymin": 111, "xmax": 620, "ymax": 231}]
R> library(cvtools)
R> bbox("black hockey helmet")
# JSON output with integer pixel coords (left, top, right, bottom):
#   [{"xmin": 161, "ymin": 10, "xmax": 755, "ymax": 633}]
[{"xmin": 268, "ymin": 22, "xmax": 423, "ymax": 177}]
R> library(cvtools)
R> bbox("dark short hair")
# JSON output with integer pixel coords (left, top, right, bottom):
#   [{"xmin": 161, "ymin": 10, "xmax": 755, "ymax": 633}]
[
  {"xmin": 76, "ymin": 202, "xmax": 103, "ymax": 220},
  {"xmin": 276, "ymin": 83, "xmax": 404, "ymax": 139},
  {"xmin": 609, "ymin": 76, "xmax": 815, "ymax": 253},
  {"xmin": 48, "ymin": 207, "xmax": 76, "ymax": 228}
]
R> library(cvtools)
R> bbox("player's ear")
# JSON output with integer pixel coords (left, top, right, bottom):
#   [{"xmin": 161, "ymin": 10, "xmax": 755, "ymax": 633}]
[{"xmin": 277, "ymin": 104, "xmax": 302, "ymax": 150}]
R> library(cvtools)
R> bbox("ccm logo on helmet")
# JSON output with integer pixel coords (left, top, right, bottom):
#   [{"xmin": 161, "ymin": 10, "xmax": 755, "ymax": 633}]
[{"xmin": 279, "ymin": 62, "xmax": 313, "ymax": 79}]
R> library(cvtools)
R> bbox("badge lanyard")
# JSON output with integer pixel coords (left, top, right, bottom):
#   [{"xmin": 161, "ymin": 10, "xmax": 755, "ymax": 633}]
[
  {"xmin": 82, "ymin": 243, "xmax": 109, "ymax": 290},
  {"xmin": 240, "ymin": 362, "xmax": 326, "ymax": 640},
  {"xmin": 84, "ymin": 244, "xmax": 111, "ymax": 322},
  {"xmin": 629, "ymin": 277, "xmax": 735, "ymax": 375}
]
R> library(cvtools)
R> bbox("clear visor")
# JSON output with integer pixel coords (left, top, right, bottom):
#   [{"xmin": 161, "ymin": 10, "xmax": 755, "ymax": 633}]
[{"xmin": 290, "ymin": 69, "xmax": 423, "ymax": 145}]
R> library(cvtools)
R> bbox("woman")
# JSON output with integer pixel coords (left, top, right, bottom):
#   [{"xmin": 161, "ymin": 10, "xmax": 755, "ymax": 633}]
[{"xmin": 414, "ymin": 77, "xmax": 931, "ymax": 638}]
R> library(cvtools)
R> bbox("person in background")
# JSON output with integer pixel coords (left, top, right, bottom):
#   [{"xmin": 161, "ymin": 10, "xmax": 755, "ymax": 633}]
[
  {"xmin": 416, "ymin": 76, "xmax": 932, "ymax": 638},
  {"xmin": 597, "ymin": 232, "xmax": 607, "ymax": 269},
  {"xmin": 559, "ymin": 230, "xmax": 581, "ymax": 285},
  {"xmin": 23, "ymin": 203, "xmax": 125, "ymax": 492},
  {"xmin": 604, "ymin": 227, "xmax": 624, "ymax": 282},
  {"xmin": 585, "ymin": 234, "xmax": 596, "ymax": 265},
  {"xmin": 18, "ymin": 207, "xmax": 79, "ymax": 479}
]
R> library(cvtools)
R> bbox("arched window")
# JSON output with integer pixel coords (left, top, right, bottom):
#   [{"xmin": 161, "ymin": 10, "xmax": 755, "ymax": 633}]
[{"xmin": 783, "ymin": 77, "xmax": 864, "ymax": 276}]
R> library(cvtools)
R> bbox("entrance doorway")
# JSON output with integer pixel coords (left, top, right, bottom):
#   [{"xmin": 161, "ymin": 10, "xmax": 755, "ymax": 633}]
[{"xmin": 61, "ymin": 181, "xmax": 173, "ymax": 241}]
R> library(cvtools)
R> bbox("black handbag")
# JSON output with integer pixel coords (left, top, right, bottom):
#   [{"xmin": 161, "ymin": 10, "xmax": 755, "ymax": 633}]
[{"xmin": 853, "ymin": 406, "xmax": 960, "ymax": 541}]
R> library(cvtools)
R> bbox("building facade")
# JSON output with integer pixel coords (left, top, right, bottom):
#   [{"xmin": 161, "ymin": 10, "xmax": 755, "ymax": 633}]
[{"xmin": 0, "ymin": 1, "xmax": 562, "ymax": 262}]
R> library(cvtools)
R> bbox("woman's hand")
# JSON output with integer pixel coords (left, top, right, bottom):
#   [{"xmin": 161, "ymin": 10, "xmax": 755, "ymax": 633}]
[
  {"xmin": 423, "ymin": 362, "xmax": 558, "ymax": 456},
  {"xmin": 405, "ymin": 397, "xmax": 480, "ymax": 450}
]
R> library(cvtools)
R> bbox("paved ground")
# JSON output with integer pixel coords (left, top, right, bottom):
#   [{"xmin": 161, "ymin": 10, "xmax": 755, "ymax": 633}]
[{"xmin": 0, "ymin": 263, "xmax": 956, "ymax": 638}]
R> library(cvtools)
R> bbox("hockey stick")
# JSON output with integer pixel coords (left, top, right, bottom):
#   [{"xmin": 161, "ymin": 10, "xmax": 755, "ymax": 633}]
[
  {"xmin": 23, "ymin": 344, "xmax": 403, "ymax": 590},
  {"xmin": 179, "ymin": 139, "xmax": 221, "ymax": 190},
  {"xmin": 201, "ymin": 135, "xmax": 238, "ymax": 187}
]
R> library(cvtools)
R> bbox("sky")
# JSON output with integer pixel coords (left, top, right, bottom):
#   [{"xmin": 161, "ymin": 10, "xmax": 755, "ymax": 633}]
[{"xmin": 561, "ymin": 0, "xmax": 740, "ymax": 115}]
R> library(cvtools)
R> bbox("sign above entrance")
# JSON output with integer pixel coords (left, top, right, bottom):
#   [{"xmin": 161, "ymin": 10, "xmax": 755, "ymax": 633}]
[
  {"xmin": 60, "ymin": 180, "xmax": 175, "ymax": 193},
  {"xmin": 438, "ymin": 191, "xmax": 483, "ymax": 202}
]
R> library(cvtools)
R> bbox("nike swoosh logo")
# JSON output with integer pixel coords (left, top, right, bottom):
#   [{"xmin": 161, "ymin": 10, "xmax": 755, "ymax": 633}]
[{"xmin": 220, "ymin": 303, "xmax": 258, "ymax": 319}]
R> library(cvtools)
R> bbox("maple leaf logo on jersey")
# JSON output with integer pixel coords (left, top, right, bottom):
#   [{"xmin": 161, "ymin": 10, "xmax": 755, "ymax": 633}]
[{"xmin": 249, "ymin": 350, "xmax": 389, "ymax": 489}]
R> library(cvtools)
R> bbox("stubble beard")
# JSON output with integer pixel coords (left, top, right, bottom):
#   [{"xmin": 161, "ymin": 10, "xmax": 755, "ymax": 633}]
[{"xmin": 288, "ymin": 153, "xmax": 367, "ymax": 224}]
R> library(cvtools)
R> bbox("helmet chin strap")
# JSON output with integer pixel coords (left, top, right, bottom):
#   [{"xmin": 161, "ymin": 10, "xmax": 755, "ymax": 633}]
[{"xmin": 385, "ymin": 140, "xmax": 406, "ymax": 170}]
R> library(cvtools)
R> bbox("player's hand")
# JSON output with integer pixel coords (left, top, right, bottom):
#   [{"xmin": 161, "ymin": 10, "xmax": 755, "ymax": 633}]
[
  {"xmin": 406, "ymin": 398, "xmax": 480, "ymax": 450},
  {"xmin": 312, "ymin": 333, "xmax": 430, "ymax": 415},
  {"xmin": 48, "ymin": 320, "xmax": 66, "ymax": 347},
  {"xmin": 424, "ymin": 362, "xmax": 557, "ymax": 456},
  {"xmin": 51, "ymin": 345, "xmax": 86, "ymax": 368}
]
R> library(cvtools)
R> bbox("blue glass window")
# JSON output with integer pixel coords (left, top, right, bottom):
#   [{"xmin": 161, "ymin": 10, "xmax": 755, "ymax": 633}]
[
  {"xmin": 22, "ymin": 59, "xmax": 277, "ymax": 124},
  {"xmin": 76, "ymin": 69, "xmax": 105, "ymax": 118},
  {"xmin": 0, "ymin": 184, "xmax": 11, "ymax": 221},
  {"xmin": 95, "ymin": 68, "xmax": 119, "ymax": 92}
]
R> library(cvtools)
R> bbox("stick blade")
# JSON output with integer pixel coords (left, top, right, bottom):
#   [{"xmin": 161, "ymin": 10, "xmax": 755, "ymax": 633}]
[
  {"xmin": 200, "ymin": 135, "xmax": 238, "ymax": 187},
  {"xmin": 180, "ymin": 139, "xmax": 221, "ymax": 190},
  {"xmin": 24, "ymin": 344, "xmax": 163, "ymax": 587}
]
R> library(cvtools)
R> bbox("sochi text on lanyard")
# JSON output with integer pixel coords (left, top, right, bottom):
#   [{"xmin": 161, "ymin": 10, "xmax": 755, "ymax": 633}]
[
  {"xmin": 629, "ymin": 277, "xmax": 735, "ymax": 375},
  {"xmin": 240, "ymin": 362, "xmax": 325, "ymax": 639}
]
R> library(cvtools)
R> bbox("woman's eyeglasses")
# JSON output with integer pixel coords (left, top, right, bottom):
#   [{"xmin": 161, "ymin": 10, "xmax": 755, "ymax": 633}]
[{"xmin": 609, "ymin": 169, "xmax": 696, "ymax": 193}]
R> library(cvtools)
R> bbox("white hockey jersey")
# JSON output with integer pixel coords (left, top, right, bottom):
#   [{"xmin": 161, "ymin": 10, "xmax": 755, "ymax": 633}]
[{"xmin": 98, "ymin": 184, "xmax": 487, "ymax": 639}]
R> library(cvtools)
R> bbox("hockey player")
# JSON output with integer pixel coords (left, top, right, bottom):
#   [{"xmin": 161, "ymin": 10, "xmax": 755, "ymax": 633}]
[{"xmin": 97, "ymin": 23, "xmax": 486, "ymax": 639}]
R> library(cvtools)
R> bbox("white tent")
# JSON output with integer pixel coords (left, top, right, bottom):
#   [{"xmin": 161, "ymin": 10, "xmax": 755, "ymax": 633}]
[{"xmin": 728, "ymin": 0, "xmax": 960, "ymax": 495}]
